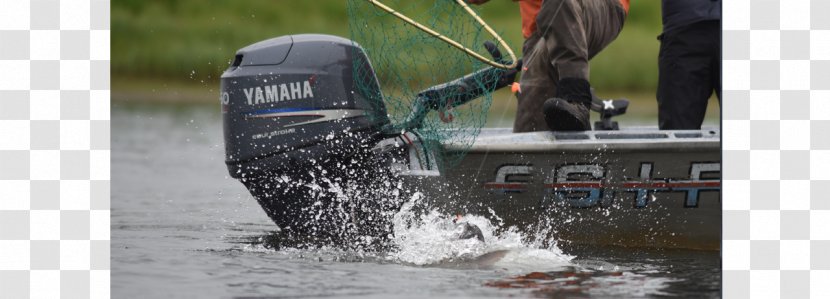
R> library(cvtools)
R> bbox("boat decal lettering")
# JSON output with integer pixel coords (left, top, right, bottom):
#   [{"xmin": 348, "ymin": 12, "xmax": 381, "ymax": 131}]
[
  {"xmin": 546, "ymin": 164, "xmax": 606, "ymax": 208},
  {"xmin": 242, "ymin": 80, "xmax": 314, "ymax": 105},
  {"xmin": 251, "ymin": 128, "xmax": 297, "ymax": 140},
  {"xmin": 243, "ymin": 108, "xmax": 367, "ymax": 128},
  {"xmin": 483, "ymin": 165, "xmax": 532, "ymax": 193},
  {"xmin": 484, "ymin": 162, "xmax": 721, "ymax": 208},
  {"xmin": 220, "ymin": 92, "xmax": 230, "ymax": 113}
]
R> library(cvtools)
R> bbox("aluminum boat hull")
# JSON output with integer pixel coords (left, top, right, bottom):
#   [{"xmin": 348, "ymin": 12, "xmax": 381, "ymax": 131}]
[{"xmin": 398, "ymin": 127, "xmax": 721, "ymax": 250}]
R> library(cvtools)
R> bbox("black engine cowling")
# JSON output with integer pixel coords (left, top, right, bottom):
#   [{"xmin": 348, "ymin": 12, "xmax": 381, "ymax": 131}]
[
  {"xmin": 222, "ymin": 34, "xmax": 389, "ymax": 177},
  {"xmin": 221, "ymin": 34, "xmax": 400, "ymax": 243}
]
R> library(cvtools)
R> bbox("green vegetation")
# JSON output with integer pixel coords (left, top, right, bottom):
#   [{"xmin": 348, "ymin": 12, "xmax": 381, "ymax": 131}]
[
  {"xmin": 111, "ymin": 0, "xmax": 719, "ymax": 126},
  {"xmin": 113, "ymin": 0, "xmax": 662, "ymax": 91},
  {"xmin": 113, "ymin": 1, "xmax": 719, "ymax": 125}
]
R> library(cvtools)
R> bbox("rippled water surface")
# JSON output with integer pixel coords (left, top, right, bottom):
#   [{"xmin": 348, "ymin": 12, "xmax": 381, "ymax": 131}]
[{"xmin": 112, "ymin": 104, "xmax": 720, "ymax": 298}]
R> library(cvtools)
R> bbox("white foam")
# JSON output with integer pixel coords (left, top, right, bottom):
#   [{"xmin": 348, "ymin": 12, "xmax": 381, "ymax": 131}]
[{"xmin": 387, "ymin": 192, "xmax": 573, "ymax": 270}]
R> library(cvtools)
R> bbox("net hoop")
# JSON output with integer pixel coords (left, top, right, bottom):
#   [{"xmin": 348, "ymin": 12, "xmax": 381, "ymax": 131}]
[{"xmin": 365, "ymin": 0, "xmax": 518, "ymax": 69}]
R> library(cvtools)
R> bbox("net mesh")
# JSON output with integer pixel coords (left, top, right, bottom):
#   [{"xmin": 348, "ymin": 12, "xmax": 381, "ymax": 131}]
[{"xmin": 347, "ymin": 0, "xmax": 507, "ymax": 170}]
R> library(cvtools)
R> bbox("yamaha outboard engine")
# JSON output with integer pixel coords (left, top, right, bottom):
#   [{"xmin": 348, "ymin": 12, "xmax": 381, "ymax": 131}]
[{"xmin": 221, "ymin": 34, "xmax": 400, "ymax": 244}]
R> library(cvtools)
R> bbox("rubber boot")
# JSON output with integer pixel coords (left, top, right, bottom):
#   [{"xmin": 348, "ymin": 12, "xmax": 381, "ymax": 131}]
[{"xmin": 543, "ymin": 78, "xmax": 592, "ymax": 131}]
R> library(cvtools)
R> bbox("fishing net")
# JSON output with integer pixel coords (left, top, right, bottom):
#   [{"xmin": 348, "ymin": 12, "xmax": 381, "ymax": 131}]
[{"xmin": 347, "ymin": 0, "xmax": 515, "ymax": 170}]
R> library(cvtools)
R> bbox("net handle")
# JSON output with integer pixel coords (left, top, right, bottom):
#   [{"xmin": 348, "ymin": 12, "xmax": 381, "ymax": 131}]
[{"xmin": 365, "ymin": 0, "xmax": 519, "ymax": 70}]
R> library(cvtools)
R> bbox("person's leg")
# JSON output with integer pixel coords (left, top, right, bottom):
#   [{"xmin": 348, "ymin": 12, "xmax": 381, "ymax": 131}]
[
  {"xmin": 583, "ymin": 0, "xmax": 627, "ymax": 59},
  {"xmin": 514, "ymin": 31, "xmax": 555, "ymax": 132},
  {"xmin": 536, "ymin": 0, "xmax": 625, "ymax": 78},
  {"xmin": 534, "ymin": 0, "xmax": 590, "ymax": 81},
  {"xmin": 657, "ymin": 21, "xmax": 719, "ymax": 130},
  {"xmin": 534, "ymin": 0, "xmax": 625, "ymax": 131},
  {"xmin": 712, "ymin": 21, "xmax": 722, "ymax": 104}
]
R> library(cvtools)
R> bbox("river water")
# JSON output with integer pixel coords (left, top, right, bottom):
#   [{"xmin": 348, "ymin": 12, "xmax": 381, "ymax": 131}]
[{"xmin": 111, "ymin": 103, "xmax": 720, "ymax": 298}]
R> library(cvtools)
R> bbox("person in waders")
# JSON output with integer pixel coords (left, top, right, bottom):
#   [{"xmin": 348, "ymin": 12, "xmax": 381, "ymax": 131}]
[{"xmin": 467, "ymin": 0, "xmax": 629, "ymax": 132}]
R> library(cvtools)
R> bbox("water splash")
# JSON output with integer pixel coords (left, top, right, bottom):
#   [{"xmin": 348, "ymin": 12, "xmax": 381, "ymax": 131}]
[
  {"xmin": 231, "ymin": 173, "xmax": 688, "ymax": 297},
  {"xmin": 387, "ymin": 192, "xmax": 573, "ymax": 270}
]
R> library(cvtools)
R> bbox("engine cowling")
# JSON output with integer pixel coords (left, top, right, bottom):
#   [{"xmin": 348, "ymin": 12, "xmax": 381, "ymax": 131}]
[
  {"xmin": 221, "ymin": 34, "xmax": 389, "ymax": 179},
  {"xmin": 220, "ymin": 34, "xmax": 400, "ymax": 243}
]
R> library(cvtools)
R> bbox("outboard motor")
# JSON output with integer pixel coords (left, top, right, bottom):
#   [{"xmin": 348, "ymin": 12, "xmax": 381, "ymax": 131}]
[{"xmin": 221, "ymin": 34, "xmax": 400, "ymax": 243}]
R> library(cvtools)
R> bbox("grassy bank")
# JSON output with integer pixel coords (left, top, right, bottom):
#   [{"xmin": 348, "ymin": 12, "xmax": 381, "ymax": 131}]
[
  {"xmin": 111, "ymin": 1, "xmax": 719, "ymax": 126},
  {"xmin": 113, "ymin": 75, "xmax": 720, "ymax": 129},
  {"xmin": 113, "ymin": 1, "xmax": 662, "ymax": 92}
]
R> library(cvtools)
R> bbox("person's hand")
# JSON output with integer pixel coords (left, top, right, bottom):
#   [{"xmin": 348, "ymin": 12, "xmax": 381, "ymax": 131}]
[{"xmin": 466, "ymin": 0, "xmax": 491, "ymax": 5}]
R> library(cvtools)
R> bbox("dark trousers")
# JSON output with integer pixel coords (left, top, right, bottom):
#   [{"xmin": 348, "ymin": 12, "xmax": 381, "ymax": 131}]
[
  {"xmin": 657, "ymin": 20, "xmax": 721, "ymax": 130},
  {"xmin": 514, "ymin": 0, "xmax": 626, "ymax": 132}
]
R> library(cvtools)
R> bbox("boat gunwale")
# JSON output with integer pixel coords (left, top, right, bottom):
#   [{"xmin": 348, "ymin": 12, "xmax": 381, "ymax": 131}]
[{"xmin": 441, "ymin": 127, "xmax": 721, "ymax": 153}]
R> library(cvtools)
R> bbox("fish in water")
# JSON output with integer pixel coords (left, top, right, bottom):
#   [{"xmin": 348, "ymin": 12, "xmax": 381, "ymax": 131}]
[
  {"xmin": 453, "ymin": 221, "xmax": 485, "ymax": 242},
  {"xmin": 439, "ymin": 220, "xmax": 510, "ymax": 268}
]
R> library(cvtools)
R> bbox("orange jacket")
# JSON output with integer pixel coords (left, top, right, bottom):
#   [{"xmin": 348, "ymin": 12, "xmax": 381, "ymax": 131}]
[{"xmin": 518, "ymin": 0, "xmax": 630, "ymax": 38}]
